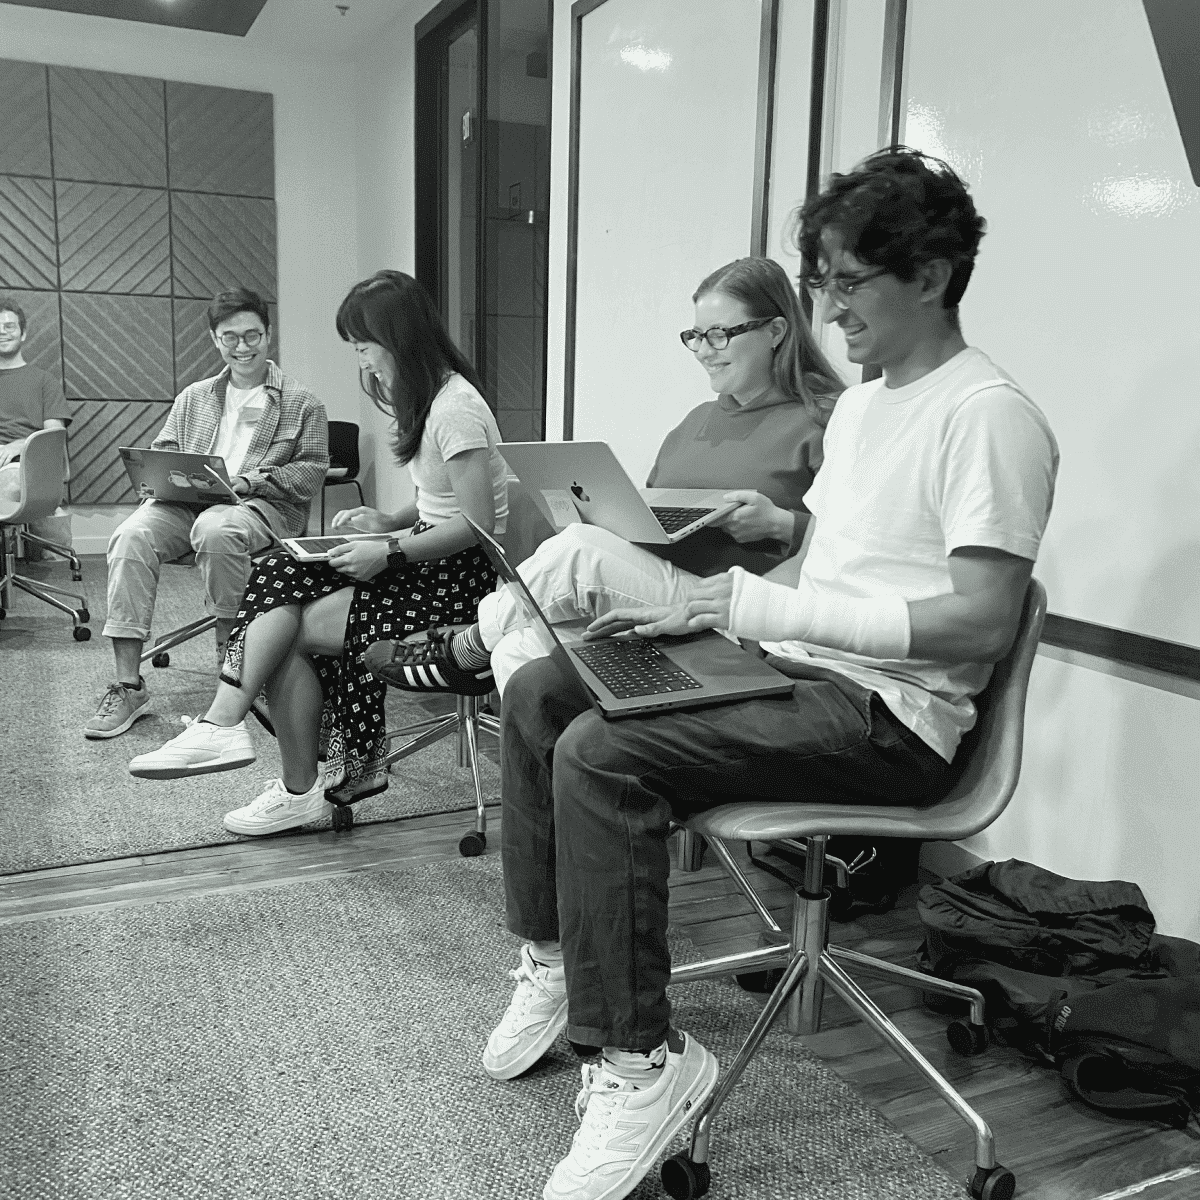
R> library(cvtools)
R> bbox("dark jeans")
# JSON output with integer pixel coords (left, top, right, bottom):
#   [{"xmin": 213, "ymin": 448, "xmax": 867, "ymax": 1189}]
[{"xmin": 500, "ymin": 654, "xmax": 956, "ymax": 1052}]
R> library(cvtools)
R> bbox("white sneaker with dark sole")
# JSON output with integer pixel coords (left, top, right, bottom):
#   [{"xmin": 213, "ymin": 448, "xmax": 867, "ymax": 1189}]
[
  {"xmin": 128, "ymin": 716, "xmax": 255, "ymax": 779},
  {"xmin": 223, "ymin": 775, "xmax": 330, "ymax": 836},
  {"xmin": 483, "ymin": 944, "xmax": 569, "ymax": 1080},
  {"xmin": 543, "ymin": 1032, "xmax": 719, "ymax": 1200}
]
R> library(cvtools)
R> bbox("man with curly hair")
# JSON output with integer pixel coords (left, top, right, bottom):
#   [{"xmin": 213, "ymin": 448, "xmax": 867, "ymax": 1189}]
[{"xmin": 487, "ymin": 148, "xmax": 1060, "ymax": 1200}]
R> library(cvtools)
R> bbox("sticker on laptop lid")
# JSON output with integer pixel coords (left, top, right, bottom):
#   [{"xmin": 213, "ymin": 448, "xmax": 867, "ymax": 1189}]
[{"xmin": 541, "ymin": 489, "xmax": 583, "ymax": 530}]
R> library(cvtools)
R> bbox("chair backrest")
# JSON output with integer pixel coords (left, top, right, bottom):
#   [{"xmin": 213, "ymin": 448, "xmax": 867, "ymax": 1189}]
[
  {"xmin": 327, "ymin": 421, "xmax": 360, "ymax": 477},
  {"xmin": 926, "ymin": 576, "xmax": 1048, "ymax": 839},
  {"xmin": 0, "ymin": 427, "xmax": 68, "ymax": 526}
]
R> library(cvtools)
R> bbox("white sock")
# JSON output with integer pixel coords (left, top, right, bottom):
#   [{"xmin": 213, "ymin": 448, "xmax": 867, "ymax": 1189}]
[
  {"xmin": 529, "ymin": 940, "xmax": 563, "ymax": 968},
  {"xmin": 603, "ymin": 1041, "xmax": 667, "ymax": 1083}
]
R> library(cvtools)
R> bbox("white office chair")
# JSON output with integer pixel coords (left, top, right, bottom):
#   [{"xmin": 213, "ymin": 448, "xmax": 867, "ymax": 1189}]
[
  {"xmin": 661, "ymin": 579, "xmax": 1048, "ymax": 1200},
  {"xmin": 0, "ymin": 427, "xmax": 90, "ymax": 640}
]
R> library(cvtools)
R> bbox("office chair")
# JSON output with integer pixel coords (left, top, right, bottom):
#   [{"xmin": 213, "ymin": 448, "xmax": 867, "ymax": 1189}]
[
  {"xmin": 0, "ymin": 427, "xmax": 90, "ymax": 640},
  {"xmin": 661, "ymin": 579, "xmax": 1047, "ymax": 1200},
  {"xmin": 320, "ymin": 420, "xmax": 364, "ymax": 534}
]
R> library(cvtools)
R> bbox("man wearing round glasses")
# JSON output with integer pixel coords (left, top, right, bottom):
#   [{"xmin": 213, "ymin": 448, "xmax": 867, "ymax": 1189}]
[{"xmin": 87, "ymin": 287, "xmax": 328, "ymax": 740}]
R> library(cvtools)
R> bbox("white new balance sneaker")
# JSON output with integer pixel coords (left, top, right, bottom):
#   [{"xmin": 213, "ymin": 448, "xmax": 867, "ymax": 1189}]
[
  {"xmin": 128, "ymin": 716, "xmax": 255, "ymax": 779},
  {"xmin": 483, "ymin": 944, "xmax": 569, "ymax": 1080},
  {"xmin": 543, "ymin": 1032, "xmax": 718, "ymax": 1200},
  {"xmin": 223, "ymin": 775, "xmax": 330, "ymax": 836}
]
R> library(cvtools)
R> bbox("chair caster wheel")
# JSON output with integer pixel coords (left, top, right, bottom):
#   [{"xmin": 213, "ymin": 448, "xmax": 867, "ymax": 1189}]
[
  {"xmin": 79, "ymin": 608, "xmax": 90, "ymax": 622},
  {"xmin": 72, "ymin": 572, "xmax": 83, "ymax": 583},
  {"xmin": 152, "ymin": 652, "xmax": 170, "ymax": 668},
  {"xmin": 661, "ymin": 1153, "xmax": 710, "ymax": 1199},
  {"xmin": 947, "ymin": 1019, "xmax": 988, "ymax": 1056},
  {"xmin": 969, "ymin": 1164, "xmax": 1016, "ymax": 1200},
  {"xmin": 0, "ymin": 607, "xmax": 5, "ymax": 619},
  {"xmin": 459, "ymin": 830, "xmax": 486, "ymax": 857},
  {"xmin": 331, "ymin": 804, "xmax": 354, "ymax": 832},
  {"xmin": 73, "ymin": 625, "xmax": 91, "ymax": 641}
]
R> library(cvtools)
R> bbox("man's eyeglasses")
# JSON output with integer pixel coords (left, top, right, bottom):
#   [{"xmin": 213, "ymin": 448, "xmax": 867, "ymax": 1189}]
[
  {"xmin": 679, "ymin": 317, "xmax": 774, "ymax": 352},
  {"xmin": 216, "ymin": 330, "xmax": 265, "ymax": 348},
  {"xmin": 804, "ymin": 268, "xmax": 888, "ymax": 308},
  {"xmin": 0, "ymin": 322, "xmax": 22, "ymax": 334}
]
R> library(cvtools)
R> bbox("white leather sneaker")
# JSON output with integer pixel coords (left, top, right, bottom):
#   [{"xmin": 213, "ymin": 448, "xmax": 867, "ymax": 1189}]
[
  {"xmin": 543, "ymin": 1032, "xmax": 718, "ymax": 1200},
  {"xmin": 223, "ymin": 775, "xmax": 330, "ymax": 836},
  {"xmin": 483, "ymin": 944, "xmax": 569, "ymax": 1080},
  {"xmin": 128, "ymin": 716, "xmax": 255, "ymax": 779}
]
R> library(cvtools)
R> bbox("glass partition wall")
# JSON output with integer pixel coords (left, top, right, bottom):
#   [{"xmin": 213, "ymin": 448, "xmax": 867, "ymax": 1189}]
[{"xmin": 416, "ymin": 0, "xmax": 552, "ymax": 442}]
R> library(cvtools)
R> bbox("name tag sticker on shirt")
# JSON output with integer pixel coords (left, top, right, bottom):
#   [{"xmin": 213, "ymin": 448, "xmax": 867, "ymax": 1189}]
[{"xmin": 541, "ymin": 489, "xmax": 583, "ymax": 529}]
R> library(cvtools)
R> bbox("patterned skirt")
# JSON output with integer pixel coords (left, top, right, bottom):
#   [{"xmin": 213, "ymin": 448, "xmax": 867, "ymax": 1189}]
[{"xmin": 221, "ymin": 522, "xmax": 495, "ymax": 803}]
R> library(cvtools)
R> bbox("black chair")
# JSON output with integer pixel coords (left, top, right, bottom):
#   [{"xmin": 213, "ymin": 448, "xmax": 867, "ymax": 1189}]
[{"xmin": 320, "ymin": 421, "xmax": 365, "ymax": 533}]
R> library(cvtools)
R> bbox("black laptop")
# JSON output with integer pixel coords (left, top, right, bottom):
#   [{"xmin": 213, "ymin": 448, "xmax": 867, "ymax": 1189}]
[{"xmin": 465, "ymin": 517, "xmax": 793, "ymax": 719}]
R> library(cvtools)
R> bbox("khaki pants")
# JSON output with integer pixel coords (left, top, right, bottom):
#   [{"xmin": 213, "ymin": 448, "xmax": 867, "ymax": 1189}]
[{"xmin": 103, "ymin": 500, "xmax": 276, "ymax": 642}]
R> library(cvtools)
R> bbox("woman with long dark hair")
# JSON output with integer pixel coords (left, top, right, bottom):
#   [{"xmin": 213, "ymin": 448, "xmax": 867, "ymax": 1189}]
[
  {"xmin": 374, "ymin": 255, "xmax": 844, "ymax": 705},
  {"xmin": 128, "ymin": 270, "xmax": 507, "ymax": 834}
]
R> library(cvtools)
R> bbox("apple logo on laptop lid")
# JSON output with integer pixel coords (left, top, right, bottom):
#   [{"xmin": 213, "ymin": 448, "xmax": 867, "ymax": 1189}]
[{"xmin": 570, "ymin": 481, "xmax": 591, "ymax": 504}]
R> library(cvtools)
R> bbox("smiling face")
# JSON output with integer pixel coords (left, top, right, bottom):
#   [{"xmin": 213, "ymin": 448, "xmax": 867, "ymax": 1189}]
[
  {"xmin": 689, "ymin": 291, "xmax": 781, "ymax": 404},
  {"xmin": 0, "ymin": 310, "xmax": 26, "ymax": 364},
  {"xmin": 815, "ymin": 229, "xmax": 934, "ymax": 371},
  {"xmin": 211, "ymin": 310, "xmax": 270, "ymax": 384},
  {"xmin": 352, "ymin": 340, "xmax": 398, "ymax": 395}
]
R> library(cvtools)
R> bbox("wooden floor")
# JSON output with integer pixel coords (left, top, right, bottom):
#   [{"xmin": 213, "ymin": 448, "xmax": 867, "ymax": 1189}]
[{"xmin": 3, "ymin": 811, "xmax": 1197, "ymax": 1200}]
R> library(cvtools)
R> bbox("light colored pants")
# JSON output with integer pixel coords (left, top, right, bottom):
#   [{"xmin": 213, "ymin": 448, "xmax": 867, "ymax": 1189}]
[
  {"xmin": 103, "ymin": 500, "xmax": 275, "ymax": 642},
  {"xmin": 478, "ymin": 523, "xmax": 702, "ymax": 696}
]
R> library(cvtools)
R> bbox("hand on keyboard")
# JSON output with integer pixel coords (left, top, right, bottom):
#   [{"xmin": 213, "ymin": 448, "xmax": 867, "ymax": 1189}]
[{"xmin": 583, "ymin": 573, "xmax": 734, "ymax": 640}]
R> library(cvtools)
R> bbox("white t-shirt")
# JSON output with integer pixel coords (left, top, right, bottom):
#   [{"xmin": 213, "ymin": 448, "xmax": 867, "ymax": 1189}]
[
  {"xmin": 408, "ymin": 374, "xmax": 508, "ymax": 533},
  {"xmin": 760, "ymin": 347, "xmax": 1059, "ymax": 762},
  {"xmin": 211, "ymin": 383, "xmax": 266, "ymax": 477}
]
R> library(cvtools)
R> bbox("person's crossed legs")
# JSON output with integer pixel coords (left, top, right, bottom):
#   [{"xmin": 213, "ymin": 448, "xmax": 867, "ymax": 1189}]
[
  {"xmin": 488, "ymin": 655, "xmax": 953, "ymax": 1200},
  {"xmin": 367, "ymin": 524, "xmax": 702, "ymax": 699}
]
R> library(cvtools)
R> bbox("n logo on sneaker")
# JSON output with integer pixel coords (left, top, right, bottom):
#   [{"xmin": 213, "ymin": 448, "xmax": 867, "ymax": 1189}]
[{"xmin": 606, "ymin": 1120, "xmax": 648, "ymax": 1155}]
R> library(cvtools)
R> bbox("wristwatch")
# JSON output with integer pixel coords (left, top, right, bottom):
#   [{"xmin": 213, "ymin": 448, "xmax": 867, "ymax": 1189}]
[{"xmin": 386, "ymin": 537, "xmax": 407, "ymax": 570}]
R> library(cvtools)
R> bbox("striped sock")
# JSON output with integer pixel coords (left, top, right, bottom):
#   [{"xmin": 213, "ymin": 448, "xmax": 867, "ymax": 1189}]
[{"xmin": 448, "ymin": 624, "xmax": 491, "ymax": 671}]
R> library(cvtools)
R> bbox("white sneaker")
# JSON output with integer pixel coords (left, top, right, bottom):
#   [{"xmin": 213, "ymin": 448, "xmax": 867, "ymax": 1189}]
[
  {"xmin": 543, "ymin": 1032, "xmax": 719, "ymax": 1200},
  {"xmin": 223, "ymin": 775, "xmax": 330, "ymax": 836},
  {"xmin": 128, "ymin": 716, "xmax": 255, "ymax": 779},
  {"xmin": 483, "ymin": 944, "xmax": 568, "ymax": 1080}
]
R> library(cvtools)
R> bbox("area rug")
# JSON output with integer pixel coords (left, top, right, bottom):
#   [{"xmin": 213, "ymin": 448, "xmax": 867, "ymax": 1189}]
[
  {"xmin": 0, "ymin": 557, "xmax": 498, "ymax": 874},
  {"xmin": 0, "ymin": 854, "xmax": 966, "ymax": 1199}
]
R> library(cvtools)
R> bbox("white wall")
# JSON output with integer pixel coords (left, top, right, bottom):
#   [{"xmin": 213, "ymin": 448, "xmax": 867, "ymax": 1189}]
[{"xmin": 0, "ymin": 3, "xmax": 363, "ymax": 545}]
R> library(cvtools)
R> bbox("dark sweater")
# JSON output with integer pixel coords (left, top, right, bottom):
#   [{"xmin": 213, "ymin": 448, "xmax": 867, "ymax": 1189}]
[{"xmin": 645, "ymin": 390, "xmax": 825, "ymax": 577}]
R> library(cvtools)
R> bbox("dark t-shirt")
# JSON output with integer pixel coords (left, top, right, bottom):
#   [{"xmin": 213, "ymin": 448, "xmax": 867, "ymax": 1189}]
[
  {"xmin": 0, "ymin": 364, "xmax": 70, "ymax": 443},
  {"xmin": 645, "ymin": 391, "xmax": 826, "ymax": 577}
]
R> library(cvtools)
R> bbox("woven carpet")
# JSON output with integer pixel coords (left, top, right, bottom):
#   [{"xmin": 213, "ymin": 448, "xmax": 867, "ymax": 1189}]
[
  {"xmin": 0, "ymin": 854, "xmax": 966, "ymax": 1200},
  {"xmin": 0, "ymin": 556, "xmax": 498, "ymax": 874}
]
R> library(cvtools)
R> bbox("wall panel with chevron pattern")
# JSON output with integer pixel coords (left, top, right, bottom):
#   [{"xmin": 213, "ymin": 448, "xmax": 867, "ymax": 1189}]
[{"xmin": 0, "ymin": 58, "xmax": 276, "ymax": 504}]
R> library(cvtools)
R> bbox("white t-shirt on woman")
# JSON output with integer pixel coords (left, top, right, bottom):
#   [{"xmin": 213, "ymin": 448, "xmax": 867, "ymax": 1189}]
[{"xmin": 407, "ymin": 373, "xmax": 508, "ymax": 533}]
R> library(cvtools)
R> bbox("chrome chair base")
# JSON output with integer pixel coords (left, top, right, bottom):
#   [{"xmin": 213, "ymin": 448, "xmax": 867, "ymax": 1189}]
[{"xmin": 0, "ymin": 527, "xmax": 90, "ymax": 639}]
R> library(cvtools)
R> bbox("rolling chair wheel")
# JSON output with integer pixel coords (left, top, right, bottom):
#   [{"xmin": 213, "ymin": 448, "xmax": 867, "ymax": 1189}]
[
  {"xmin": 969, "ymin": 1164, "xmax": 1016, "ymax": 1200},
  {"xmin": 947, "ymin": 1018, "xmax": 988, "ymax": 1056},
  {"xmin": 73, "ymin": 626, "xmax": 91, "ymax": 641},
  {"xmin": 72, "ymin": 571, "xmax": 82, "ymax": 582},
  {"xmin": 331, "ymin": 804, "xmax": 354, "ymax": 832},
  {"xmin": 459, "ymin": 830, "xmax": 486, "ymax": 857},
  {"xmin": 661, "ymin": 1153, "xmax": 710, "ymax": 1199},
  {"xmin": 0, "ymin": 607, "xmax": 6, "ymax": 619},
  {"xmin": 152, "ymin": 652, "xmax": 170, "ymax": 668}
]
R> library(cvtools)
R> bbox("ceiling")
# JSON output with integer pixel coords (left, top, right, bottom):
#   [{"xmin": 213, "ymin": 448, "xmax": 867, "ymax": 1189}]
[{"xmin": 0, "ymin": 0, "xmax": 425, "ymax": 58}]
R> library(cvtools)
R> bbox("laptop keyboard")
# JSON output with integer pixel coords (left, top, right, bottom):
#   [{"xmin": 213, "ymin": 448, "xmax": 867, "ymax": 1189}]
[
  {"xmin": 573, "ymin": 639, "xmax": 703, "ymax": 699},
  {"xmin": 649, "ymin": 505, "xmax": 715, "ymax": 535}
]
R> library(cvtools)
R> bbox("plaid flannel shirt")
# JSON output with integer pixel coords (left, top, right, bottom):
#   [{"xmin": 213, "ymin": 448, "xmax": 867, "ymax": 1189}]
[{"xmin": 152, "ymin": 360, "xmax": 329, "ymax": 536}]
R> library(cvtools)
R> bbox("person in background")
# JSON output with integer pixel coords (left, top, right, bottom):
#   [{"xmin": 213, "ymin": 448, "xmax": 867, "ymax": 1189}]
[
  {"xmin": 85, "ymin": 287, "xmax": 328, "ymax": 739},
  {"xmin": 0, "ymin": 296, "xmax": 72, "ymax": 549},
  {"xmin": 478, "ymin": 148, "xmax": 1058, "ymax": 1200},
  {"xmin": 127, "ymin": 270, "xmax": 508, "ymax": 839},
  {"xmin": 368, "ymin": 255, "xmax": 844, "ymax": 699}
]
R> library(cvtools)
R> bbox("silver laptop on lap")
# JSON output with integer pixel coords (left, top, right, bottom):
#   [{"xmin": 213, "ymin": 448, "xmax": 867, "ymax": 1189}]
[
  {"xmin": 465, "ymin": 516, "xmax": 793, "ymax": 719},
  {"xmin": 498, "ymin": 441, "xmax": 738, "ymax": 544}
]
